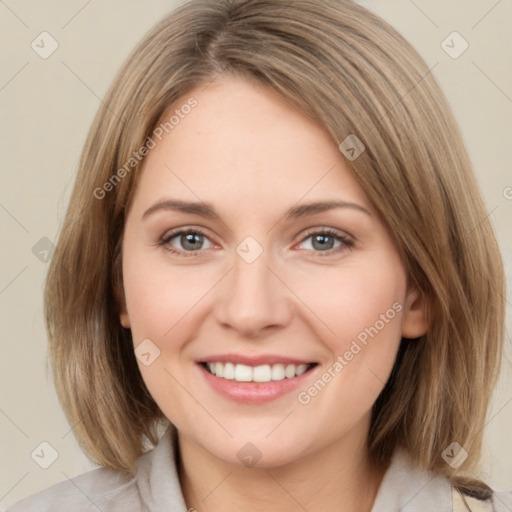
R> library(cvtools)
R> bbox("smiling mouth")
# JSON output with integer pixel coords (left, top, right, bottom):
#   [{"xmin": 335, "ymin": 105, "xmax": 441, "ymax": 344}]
[{"xmin": 199, "ymin": 361, "xmax": 318, "ymax": 383}]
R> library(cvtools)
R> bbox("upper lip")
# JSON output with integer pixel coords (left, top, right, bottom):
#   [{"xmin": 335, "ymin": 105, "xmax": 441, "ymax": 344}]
[{"xmin": 198, "ymin": 354, "xmax": 316, "ymax": 366}]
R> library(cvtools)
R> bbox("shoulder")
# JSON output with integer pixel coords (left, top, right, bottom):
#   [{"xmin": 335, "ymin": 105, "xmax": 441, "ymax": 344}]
[
  {"xmin": 4, "ymin": 466, "xmax": 139, "ymax": 512},
  {"xmin": 452, "ymin": 487, "xmax": 512, "ymax": 512},
  {"xmin": 492, "ymin": 489, "xmax": 512, "ymax": 511},
  {"xmin": 4, "ymin": 426, "xmax": 184, "ymax": 512},
  {"xmin": 373, "ymin": 446, "xmax": 512, "ymax": 512}
]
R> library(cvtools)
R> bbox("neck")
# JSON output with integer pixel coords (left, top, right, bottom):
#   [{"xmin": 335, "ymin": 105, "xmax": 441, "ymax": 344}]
[{"xmin": 177, "ymin": 419, "xmax": 388, "ymax": 512}]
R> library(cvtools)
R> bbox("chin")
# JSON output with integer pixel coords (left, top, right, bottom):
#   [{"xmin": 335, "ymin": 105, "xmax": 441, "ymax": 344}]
[{"xmin": 200, "ymin": 435, "xmax": 309, "ymax": 469}]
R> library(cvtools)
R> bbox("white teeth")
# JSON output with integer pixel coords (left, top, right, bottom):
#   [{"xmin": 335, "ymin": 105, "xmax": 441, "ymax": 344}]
[
  {"xmin": 285, "ymin": 364, "xmax": 296, "ymax": 378},
  {"xmin": 271, "ymin": 363, "xmax": 285, "ymax": 381},
  {"xmin": 214, "ymin": 362, "xmax": 224, "ymax": 378},
  {"xmin": 223, "ymin": 362, "xmax": 235, "ymax": 379},
  {"xmin": 253, "ymin": 364, "xmax": 272, "ymax": 382},
  {"xmin": 296, "ymin": 364, "xmax": 308, "ymax": 376},
  {"xmin": 235, "ymin": 364, "xmax": 253, "ymax": 382},
  {"xmin": 204, "ymin": 362, "xmax": 313, "ymax": 382}
]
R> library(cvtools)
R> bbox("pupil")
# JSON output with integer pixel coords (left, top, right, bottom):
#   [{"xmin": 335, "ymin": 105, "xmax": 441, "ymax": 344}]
[
  {"xmin": 182, "ymin": 233, "xmax": 202, "ymax": 251},
  {"xmin": 313, "ymin": 234, "xmax": 333, "ymax": 251}
]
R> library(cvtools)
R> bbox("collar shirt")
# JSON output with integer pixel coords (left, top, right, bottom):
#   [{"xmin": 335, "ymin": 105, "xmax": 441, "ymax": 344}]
[{"xmin": 5, "ymin": 426, "xmax": 512, "ymax": 512}]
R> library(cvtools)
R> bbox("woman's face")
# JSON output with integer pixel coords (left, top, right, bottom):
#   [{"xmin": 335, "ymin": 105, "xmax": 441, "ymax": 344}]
[{"xmin": 119, "ymin": 75, "xmax": 427, "ymax": 467}]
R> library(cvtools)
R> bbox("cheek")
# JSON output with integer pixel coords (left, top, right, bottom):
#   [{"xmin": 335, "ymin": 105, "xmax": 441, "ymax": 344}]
[
  {"xmin": 122, "ymin": 244, "xmax": 216, "ymax": 344},
  {"xmin": 292, "ymin": 260, "xmax": 406, "ymax": 350},
  {"xmin": 120, "ymin": 244, "xmax": 212, "ymax": 425},
  {"xmin": 291, "ymin": 260, "xmax": 406, "ymax": 421}
]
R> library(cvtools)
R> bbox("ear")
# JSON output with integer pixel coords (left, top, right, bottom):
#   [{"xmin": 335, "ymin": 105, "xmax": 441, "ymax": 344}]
[
  {"xmin": 401, "ymin": 281, "xmax": 430, "ymax": 339},
  {"xmin": 115, "ymin": 283, "xmax": 131, "ymax": 329}
]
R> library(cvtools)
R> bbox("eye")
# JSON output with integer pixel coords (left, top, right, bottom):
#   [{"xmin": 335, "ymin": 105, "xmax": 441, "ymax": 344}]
[
  {"xmin": 297, "ymin": 228, "xmax": 353, "ymax": 255},
  {"xmin": 160, "ymin": 229, "xmax": 215, "ymax": 256},
  {"xmin": 158, "ymin": 227, "xmax": 354, "ymax": 258}
]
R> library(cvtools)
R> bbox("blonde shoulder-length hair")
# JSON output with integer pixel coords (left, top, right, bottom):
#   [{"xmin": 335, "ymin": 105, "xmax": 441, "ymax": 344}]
[{"xmin": 45, "ymin": 0, "xmax": 505, "ymax": 499}]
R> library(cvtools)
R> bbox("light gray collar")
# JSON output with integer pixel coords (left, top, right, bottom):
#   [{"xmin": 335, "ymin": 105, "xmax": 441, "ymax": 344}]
[
  {"xmin": 137, "ymin": 427, "xmax": 452, "ymax": 511},
  {"xmin": 371, "ymin": 447, "xmax": 452, "ymax": 511}
]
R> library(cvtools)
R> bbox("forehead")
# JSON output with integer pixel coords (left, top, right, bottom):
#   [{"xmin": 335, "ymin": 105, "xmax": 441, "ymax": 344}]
[{"xmin": 132, "ymin": 75, "xmax": 372, "ymax": 216}]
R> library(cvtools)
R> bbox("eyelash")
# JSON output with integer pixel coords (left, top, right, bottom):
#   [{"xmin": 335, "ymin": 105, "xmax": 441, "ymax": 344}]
[{"xmin": 158, "ymin": 227, "xmax": 354, "ymax": 258}]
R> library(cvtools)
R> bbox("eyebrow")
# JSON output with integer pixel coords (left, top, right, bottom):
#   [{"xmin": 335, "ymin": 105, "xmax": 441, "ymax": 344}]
[{"xmin": 142, "ymin": 199, "xmax": 371, "ymax": 221}]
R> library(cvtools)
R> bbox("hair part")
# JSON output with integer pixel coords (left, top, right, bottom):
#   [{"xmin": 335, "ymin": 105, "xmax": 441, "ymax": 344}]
[{"xmin": 45, "ymin": 0, "xmax": 505, "ymax": 498}]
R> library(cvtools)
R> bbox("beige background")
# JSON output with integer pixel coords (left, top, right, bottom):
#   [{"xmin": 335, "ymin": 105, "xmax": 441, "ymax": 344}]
[{"xmin": 0, "ymin": 0, "xmax": 511, "ymax": 508}]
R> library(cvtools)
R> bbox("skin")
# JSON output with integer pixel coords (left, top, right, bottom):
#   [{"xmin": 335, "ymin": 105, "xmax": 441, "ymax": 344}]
[{"xmin": 118, "ymin": 74, "xmax": 428, "ymax": 512}]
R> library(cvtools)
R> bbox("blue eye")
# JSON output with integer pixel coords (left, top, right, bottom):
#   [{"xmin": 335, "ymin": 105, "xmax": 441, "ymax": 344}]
[
  {"xmin": 158, "ymin": 227, "xmax": 353, "ymax": 258},
  {"xmin": 161, "ymin": 230, "xmax": 214, "ymax": 255},
  {"xmin": 298, "ymin": 228, "xmax": 354, "ymax": 255}
]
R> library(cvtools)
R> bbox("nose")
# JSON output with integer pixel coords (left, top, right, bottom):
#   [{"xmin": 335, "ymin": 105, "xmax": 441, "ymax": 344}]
[{"xmin": 213, "ymin": 247, "xmax": 294, "ymax": 338}]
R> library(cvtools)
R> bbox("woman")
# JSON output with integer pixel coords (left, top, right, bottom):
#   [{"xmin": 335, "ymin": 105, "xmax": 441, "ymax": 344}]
[{"xmin": 7, "ymin": 0, "xmax": 512, "ymax": 510}]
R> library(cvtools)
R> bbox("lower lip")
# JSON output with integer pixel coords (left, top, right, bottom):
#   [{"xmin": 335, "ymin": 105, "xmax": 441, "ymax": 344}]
[{"xmin": 197, "ymin": 363, "xmax": 318, "ymax": 404}]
